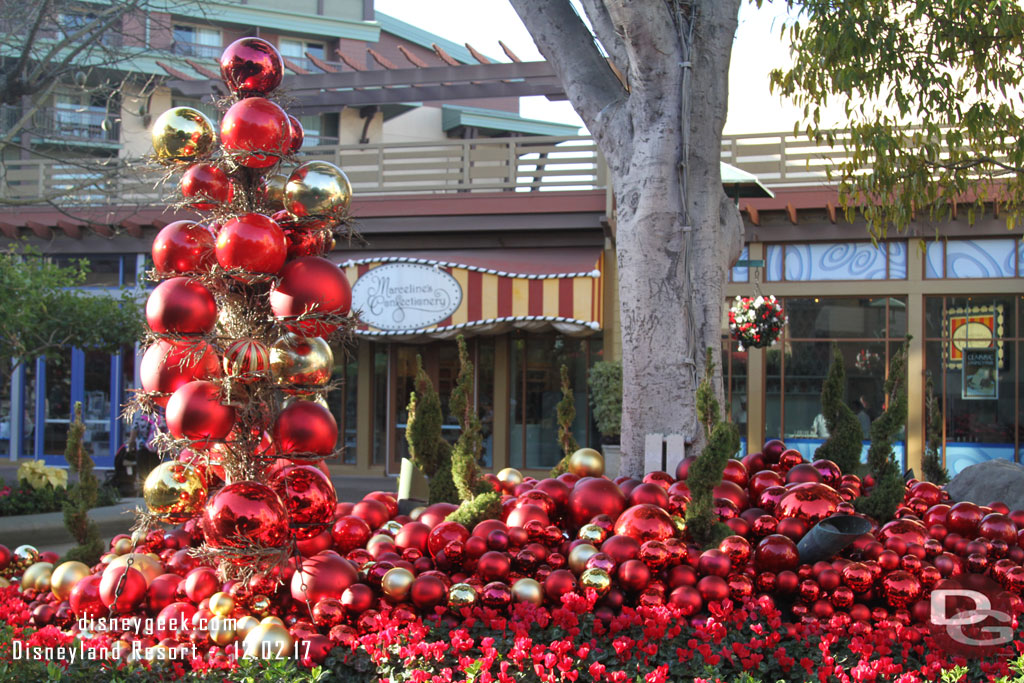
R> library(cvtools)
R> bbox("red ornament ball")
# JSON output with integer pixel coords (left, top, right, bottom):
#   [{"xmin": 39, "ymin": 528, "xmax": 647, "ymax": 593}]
[
  {"xmin": 146, "ymin": 277, "xmax": 216, "ymax": 335},
  {"xmin": 220, "ymin": 37, "xmax": 283, "ymax": 95},
  {"xmin": 697, "ymin": 575, "xmax": 730, "ymax": 602},
  {"xmin": 181, "ymin": 163, "xmax": 232, "ymax": 210},
  {"xmin": 776, "ymin": 483, "xmax": 841, "ymax": 524},
  {"xmin": 506, "ymin": 503, "xmax": 549, "ymax": 529},
  {"xmin": 613, "ymin": 504, "xmax": 675, "ymax": 543},
  {"xmin": 878, "ymin": 518, "xmax": 929, "ymax": 547},
  {"xmin": 273, "ymin": 465, "xmax": 337, "ymax": 540},
  {"xmin": 140, "ymin": 339, "xmax": 220, "ymax": 407},
  {"xmin": 762, "ymin": 439, "xmax": 787, "ymax": 463},
  {"xmin": 543, "ymin": 569, "xmax": 577, "ymax": 604},
  {"xmin": 286, "ymin": 115, "xmax": 304, "ymax": 155},
  {"xmin": 201, "ymin": 481, "xmax": 289, "ymax": 550},
  {"xmin": 627, "ymin": 483, "xmax": 670, "ymax": 508},
  {"xmin": 69, "ymin": 575, "xmax": 107, "ymax": 619},
  {"xmin": 696, "ymin": 549, "xmax": 732, "ymax": 578},
  {"xmin": 221, "ymin": 97, "xmax": 289, "ymax": 168},
  {"xmin": 600, "ymin": 535, "xmax": 640, "ymax": 564},
  {"xmin": 165, "ymin": 380, "xmax": 235, "ymax": 443},
  {"xmin": 410, "ymin": 575, "xmax": 447, "ymax": 611},
  {"xmin": 99, "ymin": 566, "xmax": 147, "ymax": 612},
  {"xmin": 978, "ymin": 513, "xmax": 1018, "ymax": 545},
  {"xmin": 946, "ymin": 501, "xmax": 984, "ymax": 537},
  {"xmin": 291, "ymin": 550, "xmax": 358, "ymax": 603},
  {"xmin": 427, "ymin": 522, "xmax": 470, "ymax": 559},
  {"xmin": 616, "ymin": 559, "xmax": 651, "ymax": 592},
  {"xmin": 270, "ymin": 257, "xmax": 353, "ymax": 337},
  {"xmin": 152, "ymin": 221, "xmax": 215, "ymax": 274},
  {"xmin": 754, "ymin": 534, "xmax": 800, "ymax": 573},
  {"xmin": 273, "ymin": 401, "xmax": 338, "ymax": 457},
  {"xmin": 351, "ymin": 499, "xmax": 390, "ymax": 530},
  {"xmin": 785, "ymin": 463, "xmax": 823, "ymax": 485},
  {"xmin": 215, "ymin": 213, "xmax": 287, "ymax": 281},
  {"xmin": 568, "ymin": 478, "xmax": 627, "ymax": 528},
  {"xmin": 882, "ymin": 570, "xmax": 922, "ymax": 608},
  {"xmin": 668, "ymin": 586, "xmax": 703, "ymax": 615},
  {"xmin": 222, "ymin": 338, "xmax": 270, "ymax": 383}
]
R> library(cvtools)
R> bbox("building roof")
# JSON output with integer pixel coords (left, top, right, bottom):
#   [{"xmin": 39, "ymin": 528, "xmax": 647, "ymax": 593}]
[
  {"xmin": 375, "ymin": 13, "xmax": 493, "ymax": 65},
  {"xmin": 441, "ymin": 105, "xmax": 580, "ymax": 137}
]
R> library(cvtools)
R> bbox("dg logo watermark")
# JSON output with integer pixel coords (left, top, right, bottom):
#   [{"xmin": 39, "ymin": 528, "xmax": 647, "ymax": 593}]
[{"xmin": 928, "ymin": 575, "xmax": 1017, "ymax": 658}]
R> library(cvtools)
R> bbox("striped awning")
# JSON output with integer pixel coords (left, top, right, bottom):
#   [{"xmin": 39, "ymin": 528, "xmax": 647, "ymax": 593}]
[{"xmin": 340, "ymin": 248, "xmax": 603, "ymax": 341}]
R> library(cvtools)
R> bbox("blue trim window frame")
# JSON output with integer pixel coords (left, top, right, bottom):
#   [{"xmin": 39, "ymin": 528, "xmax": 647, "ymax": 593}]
[
  {"xmin": 925, "ymin": 238, "xmax": 1022, "ymax": 279},
  {"xmin": 765, "ymin": 241, "xmax": 907, "ymax": 282}
]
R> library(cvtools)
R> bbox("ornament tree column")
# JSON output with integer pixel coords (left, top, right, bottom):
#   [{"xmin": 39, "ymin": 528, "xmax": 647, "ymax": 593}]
[{"xmin": 135, "ymin": 37, "xmax": 356, "ymax": 581}]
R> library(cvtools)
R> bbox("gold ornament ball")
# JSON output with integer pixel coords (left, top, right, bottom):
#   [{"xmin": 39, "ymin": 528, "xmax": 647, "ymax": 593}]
[
  {"xmin": 448, "ymin": 582, "xmax": 478, "ymax": 608},
  {"xmin": 496, "ymin": 468, "xmax": 523, "ymax": 487},
  {"xmin": 50, "ymin": 561, "xmax": 90, "ymax": 601},
  {"xmin": 580, "ymin": 567, "xmax": 612, "ymax": 596},
  {"xmin": 382, "ymin": 520, "xmax": 403, "ymax": 536},
  {"xmin": 236, "ymin": 615, "xmax": 260, "ymax": 639},
  {"xmin": 260, "ymin": 615, "xmax": 285, "ymax": 627},
  {"xmin": 578, "ymin": 524, "xmax": 607, "ymax": 545},
  {"xmin": 110, "ymin": 640, "xmax": 132, "ymax": 659},
  {"xmin": 209, "ymin": 591, "xmax": 235, "ymax": 617},
  {"xmin": 111, "ymin": 537, "xmax": 133, "ymax": 555},
  {"xmin": 409, "ymin": 506, "xmax": 426, "ymax": 521},
  {"xmin": 381, "ymin": 567, "xmax": 415, "ymax": 602},
  {"xmin": 262, "ymin": 173, "xmax": 288, "ymax": 210},
  {"xmin": 250, "ymin": 594, "xmax": 272, "ymax": 616},
  {"xmin": 0, "ymin": 577, "xmax": 9, "ymax": 589},
  {"xmin": 207, "ymin": 615, "xmax": 237, "ymax": 646},
  {"xmin": 284, "ymin": 160, "xmax": 352, "ymax": 221},
  {"xmin": 151, "ymin": 107, "xmax": 216, "ymax": 162},
  {"xmin": 568, "ymin": 448, "xmax": 604, "ymax": 477},
  {"xmin": 270, "ymin": 333, "xmax": 334, "ymax": 389},
  {"xmin": 511, "ymin": 578, "xmax": 544, "ymax": 606},
  {"xmin": 568, "ymin": 543, "xmax": 599, "ymax": 575},
  {"xmin": 107, "ymin": 553, "xmax": 162, "ymax": 586},
  {"xmin": 144, "ymin": 461, "xmax": 207, "ymax": 524},
  {"xmin": 367, "ymin": 534, "xmax": 395, "ymax": 555},
  {"xmin": 21, "ymin": 562, "xmax": 53, "ymax": 592},
  {"xmin": 13, "ymin": 545, "xmax": 39, "ymax": 564},
  {"xmin": 243, "ymin": 622, "xmax": 294, "ymax": 659}
]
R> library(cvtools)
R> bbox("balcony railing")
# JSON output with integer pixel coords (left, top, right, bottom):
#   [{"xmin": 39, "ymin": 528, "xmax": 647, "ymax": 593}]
[
  {"xmin": 171, "ymin": 41, "xmax": 223, "ymax": 60},
  {"xmin": 1, "ymin": 104, "xmax": 119, "ymax": 144}
]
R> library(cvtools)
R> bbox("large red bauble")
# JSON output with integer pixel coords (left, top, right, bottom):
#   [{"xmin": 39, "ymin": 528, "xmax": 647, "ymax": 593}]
[
  {"xmin": 722, "ymin": 459, "xmax": 749, "ymax": 487},
  {"xmin": 216, "ymin": 213, "xmax": 287, "ymax": 281},
  {"xmin": 754, "ymin": 534, "xmax": 800, "ymax": 573},
  {"xmin": 146, "ymin": 277, "xmax": 216, "ymax": 335},
  {"xmin": 669, "ymin": 585, "xmax": 703, "ymax": 615},
  {"xmin": 201, "ymin": 481, "xmax": 289, "ymax": 549},
  {"xmin": 0, "ymin": 544, "xmax": 9, "ymax": 571},
  {"xmin": 364, "ymin": 491, "xmax": 399, "ymax": 518},
  {"xmin": 69, "ymin": 575, "xmax": 107, "ymax": 619},
  {"xmin": 616, "ymin": 559, "xmax": 651, "ymax": 592},
  {"xmin": 147, "ymin": 574, "xmax": 183, "ymax": 613},
  {"xmin": 543, "ymin": 569, "xmax": 577, "ymax": 604},
  {"xmin": 506, "ymin": 503, "xmax": 549, "ymax": 529},
  {"xmin": 978, "ymin": 513, "xmax": 1018, "ymax": 545},
  {"xmin": 924, "ymin": 503, "xmax": 950, "ymax": 527},
  {"xmin": 99, "ymin": 566, "xmax": 147, "ymax": 611},
  {"xmin": 946, "ymin": 502, "xmax": 984, "ymax": 537},
  {"xmin": 613, "ymin": 504, "xmax": 675, "ymax": 543},
  {"xmin": 273, "ymin": 401, "xmax": 338, "ymax": 457},
  {"xmin": 419, "ymin": 503, "xmax": 459, "ymax": 529},
  {"xmin": 785, "ymin": 463, "xmax": 822, "ymax": 485},
  {"xmin": 568, "ymin": 477, "xmax": 627, "ymax": 528},
  {"xmin": 270, "ymin": 257, "xmax": 353, "ymax": 337},
  {"xmin": 749, "ymin": 470, "xmax": 784, "ymax": 500},
  {"xmin": 340, "ymin": 584, "xmax": 374, "ymax": 614},
  {"xmin": 331, "ymin": 516, "xmax": 371, "ymax": 553},
  {"xmin": 697, "ymin": 575, "xmax": 730, "ymax": 602},
  {"xmin": 877, "ymin": 518, "xmax": 928, "ymax": 547},
  {"xmin": 628, "ymin": 483, "xmax": 670, "ymax": 508},
  {"xmin": 811, "ymin": 459, "xmax": 843, "ymax": 488},
  {"xmin": 181, "ymin": 163, "xmax": 232, "ymax": 210},
  {"xmin": 152, "ymin": 221, "xmax": 215, "ymax": 274},
  {"xmin": 273, "ymin": 465, "xmax": 337, "ymax": 540},
  {"xmin": 220, "ymin": 38, "xmax": 282, "ymax": 95},
  {"xmin": 427, "ymin": 521, "xmax": 470, "ymax": 558},
  {"xmin": 600, "ymin": 535, "xmax": 640, "ymax": 564},
  {"xmin": 140, "ymin": 340, "xmax": 221, "ymax": 407},
  {"xmin": 515, "ymin": 490, "xmax": 555, "ymax": 517},
  {"xmin": 477, "ymin": 551, "xmax": 511, "ymax": 582},
  {"xmin": 697, "ymin": 549, "xmax": 732, "ymax": 577},
  {"xmin": 287, "ymin": 115, "xmax": 304, "ymax": 154},
  {"xmin": 742, "ymin": 451, "xmax": 766, "ymax": 473},
  {"xmin": 719, "ymin": 535, "xmax": 752, "ymax": 566},
  {"xmin": 165, "ymin": 380, "xmax": 235, "ymax": 442},
  {"xmin": 713, "ymin": 480, "xmax": 749, "ymax": 509},
  {"xmin": 882, "ymin": 570, "xmax": 922, "ymax": 608},
  {"xmin": 221, "ymin": 97, "xmax": 288, "ymax": 168},
  {"xmin": 534, "ymin": 478, "xmax": 570, "ymax": 511},
  {"xmin": 410, "ymin": 575, "xmax": 447, "ymax": 610},
  {"xmin": 291, "ymin": 550, "xmax": 358, "ymax": 603},
  {"xmin": 776, "ymin": 483, "xmax": 841, "ymax": 524},
  {"xmin": 675, "ymin": 455, "xmax": 697, "ymax": 481},
  {"xmin": 155, "ymin": 602, "xmax": 196, "ymax": 639},
  {"xmin": 351, "ymin": 499, "xmax": 390, "ymax": 530},
  {"xmin": 762, "ymin": 439, "xmax": 787, "ymax": 463}
]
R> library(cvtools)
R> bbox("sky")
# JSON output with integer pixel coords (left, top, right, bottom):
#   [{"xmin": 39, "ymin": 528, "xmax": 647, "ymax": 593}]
[{"xmin": 374, "ymin": 1, "xmax": 818, "ymax": 135}]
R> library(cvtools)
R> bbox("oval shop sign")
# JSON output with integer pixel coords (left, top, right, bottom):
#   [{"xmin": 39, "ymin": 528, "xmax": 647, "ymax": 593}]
[{"xmin": 350, "ymin": 263, "xmax": 463, "ymax": 331}]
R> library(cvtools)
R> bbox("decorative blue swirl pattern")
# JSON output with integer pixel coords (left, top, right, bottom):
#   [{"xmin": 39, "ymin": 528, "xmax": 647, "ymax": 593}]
[
  {"xmin": 784, "ymin": 242, "xmax": 891, "ymax": 281},
  {"xmin": 888, "ymin": 242, "xmax": 907, "ymax": 279},
  {"xmin": 765, "ymin": 244, "xmax": 783, "ymax": 282},
  {"xmin": 925, "ymin": 241, "xmax": 944, "ymax": 278},
  {"xmin": 731, "ymin": 246, "xmax": 749, "ymax": 282},
  {"xmin": 945, "ymin": 239, "xmax": 1016, "ymax": 278}
]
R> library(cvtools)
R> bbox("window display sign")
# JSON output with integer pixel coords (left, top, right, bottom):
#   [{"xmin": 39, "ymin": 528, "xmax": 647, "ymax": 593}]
[
  {"xmin": 945, "ymin": 303, "xmax": 1003, "ymax": 370},
  {"xmin": 350, "ymin": 263, "xmax": 463, "ymax": 331},
  {"xmin": 962, "ymin": 348, "xmax": 998, "ymax": 400}
]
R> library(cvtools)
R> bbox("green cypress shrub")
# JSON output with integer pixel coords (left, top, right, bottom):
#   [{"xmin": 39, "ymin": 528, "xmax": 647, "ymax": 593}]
[
  {"xmin": 814, "ymin": 344, "xmax": 864, "ymax": 474},
  {"xmin": 921, "ymin": 373, "xmax": 950, "ymax": 485},
  {"xmin": 406, "ymin": 356, "xmax": 458, "ymax": 504},
  {"xmin": 549, "ymin": 365, "xmax": 579, "ymax": 477},
  {"xmin": 63, "ymin": 402, "xmax": 104, "ymax": 564}
]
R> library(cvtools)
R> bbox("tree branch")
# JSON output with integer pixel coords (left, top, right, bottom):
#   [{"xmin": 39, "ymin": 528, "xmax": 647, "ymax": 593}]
[
  {"xmin": 12, "ymin": 0, "xmax": 53, "ymax": 91},
  {"xmin": 604, "ymin": 0, "xmax": 681, "ymax": 99},
  {"xmin": 577, "ymin": 0, "xmax": 629, "ymax": 77}
]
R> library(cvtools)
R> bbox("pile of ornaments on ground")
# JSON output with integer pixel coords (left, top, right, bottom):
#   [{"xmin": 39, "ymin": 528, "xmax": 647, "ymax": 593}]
[{"xmin": 4, "ymin": 438, "xmax": 1024, "ymax": 667}]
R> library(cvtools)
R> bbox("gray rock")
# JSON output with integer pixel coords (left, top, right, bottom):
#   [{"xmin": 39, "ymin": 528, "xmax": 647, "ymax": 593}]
[{"xmin": 946, "ymin": 459, "xmax": 1024, "ymax": 511}]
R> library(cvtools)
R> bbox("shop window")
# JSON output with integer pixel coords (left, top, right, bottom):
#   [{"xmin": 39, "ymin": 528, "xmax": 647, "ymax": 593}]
[
  {"xmin": 925, "ymin": 239, "xmax": 1020, "ymax": 279},
  {"xmin": 925, "ymin": 296, "xmax": 1021, "ymax": 475},
  {"xmin": 51, "ymin": 254, "xmax": 131, "ymax": 287},
  {"xmin": 721, "ymin": 339, "xmax": 747, "ymax": 446},
  {"xmin": 731, "ymin": 246, "xmax": 749, "ymax": 283},
  {"xmin": 328, "ymin": 348, "xmax": 358, "ymax": 464},
  {"xmin": 279, "ymin": 39, "xmax": 326, "ymax": 72},
  {"xmin": 767, "ymin": 241, "xmax": 907, "ymax": 282},
  {"xmin": 509, "ymin": 333, "xmax": 601, "ymax": 471},
  {"xmin": 172, "ymin": 25, "xmax": 222, "ymax": 59}
]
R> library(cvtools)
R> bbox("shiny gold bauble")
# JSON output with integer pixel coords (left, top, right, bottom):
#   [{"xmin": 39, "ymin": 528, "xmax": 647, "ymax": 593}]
[
  {"xmin": 568, "ymin": 543, "xmax": 599, "ymax": 575},
  {"xmin": 110, "ymin": 640, "xmax": 132, "ymax": 659},
  {"xmin": 235, "ymin": 615, "xmax": 260, "ymax": 639},
  {"xmin": 578, "ymin": 524, "xmax": 607, "ymax": 545},
  {"xmin": 409, "ymin": 506, "xmax": 426, "ymax": 521},
  {"xmin": 260, "ymin": 615, "xmax": 285, "ymax": 627},
  {"xmin": 13, "ymin": 545, "xmax": 39, "ymax": 564},
  {"xmin": 209, "ymin": 591, "xmax": 235, "ymax": 616},
  {"xmin": 250, "ymin": 594, "xmax": 271, "ymax": 616},
  {"xmin": 496, "ymin": 468, "xmax": 524, "ymax": 487},
  {"xmin": 579, "ymin": 567, "xmax": 612, "ymax": 596},
  {"xmin": 144, "ymin": 461, "xmax": 207, "ymax": 524},
  {"xmin": 671, "ymin": 515, "xmax": 688, "ymax": 538},
  {"xmin": 511, "ymin": 578, "xmax": 544, "ymax": 606},
  {"xmin": 21, "ymin": 562, "xmax": 53, "ymax": 591},
  {"xmin": 367, "ymin": 534, "xmax": 395, "ymax": 555},
  {"xmin": 284, "ymin": 160, "xmax": 352, "ymax": 221},
  {"xmin": 382, "ymin": 520, "xmax": 403, "ymax": 536},
  {"xmin": 270, "ymin": 333, "xmax": 333, "ymax": 389},
  {"xmin": 106, "ymin": 553, "xmax": 163, "ymax": 586},
  {"xmin": 207, "ymin": 614, "xmax": 237, "ymax": 646},
  {"xmin": 112, "ymin": 537, "xmax": 134, "ymax": 555},
  {"xmin": 0, "ymin": 577, "xmax": 9, "ymax": 589},
  {"xmin": 100, "ymin": 552, "xmax": 117, "ymax": 564},
  {"xmin": 50, "ymin": 561, "xmax": 91, "ymax": 601},
  {"xmin": 152, "ymin": 107, "xmax": 216, "ymax": 162},
  {"xmin": 243, "ymin": 622, "xmax": 294, "ymax": 659},
  {"xmin": 262, "ymin": 173, "xmax": 288, "ymax": 210},
  {"xmin": 448, "ymin": 582, "xmax": 478, "ymax": 608},
  {"xmin": 381, "ymin": 567, "xmax": 415, "ymax": 602},
  {"xmin": 568, "ymin": 448, "xmax": 605, "ymax": 477}
]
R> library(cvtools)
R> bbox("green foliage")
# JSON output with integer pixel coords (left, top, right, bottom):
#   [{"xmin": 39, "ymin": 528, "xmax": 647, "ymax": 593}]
[
  {"xmin": 856, "ymin": 338, "xmax": 910, "ymax": 521},
  {"xmin": 0, "ymin": 476, "xmax": 119, "ymax": 517},
  {"xmin": 0, "ymin": 243, "xmax": 142, "ymax": 379},
  {"xmin": 922, "ymin": 373, "xmax": 950, "ymax": 485},
  {"xmin": 448, "ymin": 336, "xmax": 491, "ymax": 503},
  {"xmin": 63, "ymin": 402, "xmax": 103, "ymax": 564},
  {"xmin": 447, "ymin": 490, "xmax": 503, "ymax": 529},
  {"xmin": 815, "ymin": 344, "xmax": 864, "ymax": 474},
  {"xmin": 549, "ymin": 365, "xmax": 579, "ymax": 477},
  {"xmin": 685, "ymin": 349, "xmax": 740, "ymax": 548},
  {"xmin": 405, "ymin": 356, "xmax": 456, "ymax": 504},
  {"xmin": 587, "ymin": 360, "xmax": 622, "ymax": 441},
  {"xmin": 765, "ymin": 0, "xmax": 1024, "ymax": 235}
]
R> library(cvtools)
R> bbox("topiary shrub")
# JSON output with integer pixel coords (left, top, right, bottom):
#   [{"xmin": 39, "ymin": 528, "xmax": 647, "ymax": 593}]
[
  {"xmin": 921, "ymin": 373, "xmax": 950, "ymax": 485},
  {"xmin": 814, "ymin": 343, "xmax": 864, "ymax": 474},
  {"xmin": 406, "ymin": 355, "xmax": 458, "ymax": 504},
  {"xmin": 587, "ymin": 360, "xmax": 621, "ymax": 444},
  {"xmin": 549, "ymin": 365, "xmax": 579, "ymax": 477},
  {"xmin": 63, "ymin": 402, "xmax": 104, "ymax": 564}
]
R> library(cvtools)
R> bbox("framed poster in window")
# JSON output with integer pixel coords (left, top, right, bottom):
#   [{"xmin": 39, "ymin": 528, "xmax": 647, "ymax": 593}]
[
  {"xmin": 962, "ymin": 348, "xmax": 998, "ymax": 400},
  {"xmin": 944, "ymin": 303, "xmax": 1003, "ymax": 370}
]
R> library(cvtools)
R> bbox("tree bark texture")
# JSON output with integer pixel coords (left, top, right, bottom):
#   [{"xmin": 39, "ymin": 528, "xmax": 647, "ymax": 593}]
[{"xmin": 511, "ymin": 0, "xmax": 744, "ymax": 477}]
